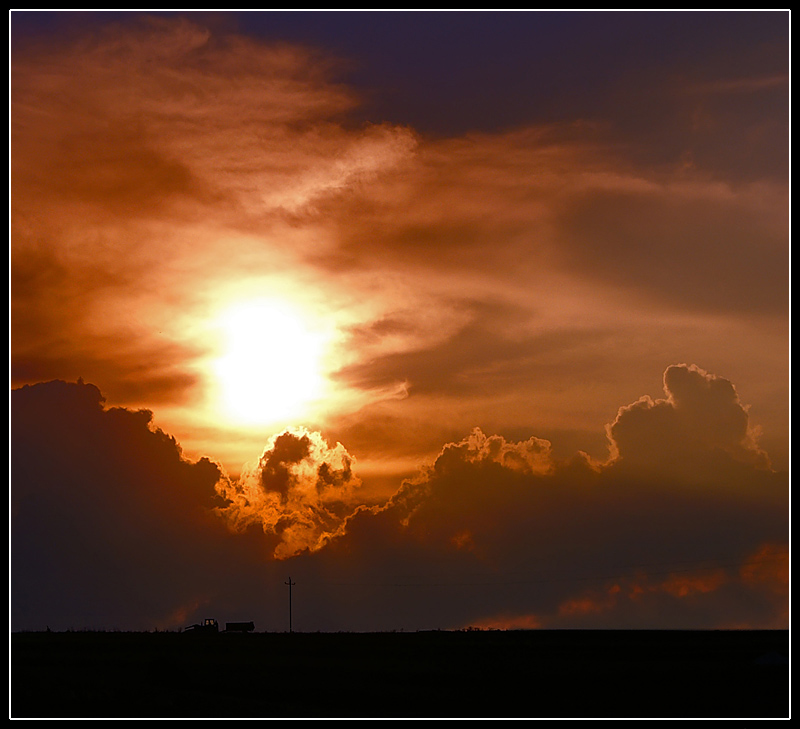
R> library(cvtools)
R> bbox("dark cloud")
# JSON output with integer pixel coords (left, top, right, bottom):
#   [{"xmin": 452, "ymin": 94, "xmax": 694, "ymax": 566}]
[
  {"xmin": 258, "ymin": 431, "xmax": 313, "ymax": 497},
  {"xmin": 10, "ymin": 380, "xmax": 244, "ymax": 630},
  {"xmin": 608, "ymin": 363, "xmax": 772, "ymax": 477},
  {"xmin": 302, "ymin": 364, "xmax": 787, "ymax": 630},
  {"xmin": 12, "ymin": 365, "xmax": 786, "ymax": 632}
]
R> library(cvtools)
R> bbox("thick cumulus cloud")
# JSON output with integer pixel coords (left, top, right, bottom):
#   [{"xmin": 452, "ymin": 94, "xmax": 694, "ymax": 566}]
[
  {"xmin": 608, "ymin": 363, "xmax": 771, "ymax": 476},
  {"xmin": 11, "ymin": 380, "xmax": 237, "ymax": 630},
  {"xmin": 304, "ymin": 364, "xmax": 788, "ymax": 631},
  {"xmin": 9, "ymin": 379, "xmax": 367, "ymax": 631},
  {"xmin": 11, "ymin": 364, "xmax": 788, "ymax": 632},
  {"xmin": 217, "ymin": 428, "xmax": 363, "ymax": 559}
]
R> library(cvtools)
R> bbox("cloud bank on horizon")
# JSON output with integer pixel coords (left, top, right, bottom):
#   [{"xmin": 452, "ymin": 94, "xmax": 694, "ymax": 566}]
[{"xmin": 11, "ymin": 364, "xmax": 788, "ymax": 632}]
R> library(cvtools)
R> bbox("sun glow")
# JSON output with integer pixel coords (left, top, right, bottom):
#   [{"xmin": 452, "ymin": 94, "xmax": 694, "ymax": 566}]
[{"xmin": 213, "ymin": 299, "xmax": 330, "ymax": 426}]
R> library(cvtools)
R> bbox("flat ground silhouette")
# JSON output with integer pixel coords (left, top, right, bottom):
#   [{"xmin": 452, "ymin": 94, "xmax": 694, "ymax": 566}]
[{"xmin": 11, "ymin": 629, "xmax": 789, "ymax": 718}]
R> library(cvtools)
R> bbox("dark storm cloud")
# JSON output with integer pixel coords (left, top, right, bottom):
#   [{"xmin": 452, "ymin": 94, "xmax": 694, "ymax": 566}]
[
  {"xmin": 10, "ymin": 380, "xmax": 242, "ymax": 630},
  {"xmin": 301, "ymin": 364, "xmax": 787, "ymax": 630},
  {"xmin": 11, "ymin": 364, "xmax": 787, "ymax": 632}
]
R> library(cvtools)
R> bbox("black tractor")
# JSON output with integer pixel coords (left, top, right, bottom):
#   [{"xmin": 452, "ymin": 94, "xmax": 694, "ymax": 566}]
[{"xmin": 184, "ymin": 618, "xmax": 219, "ymax": 634}]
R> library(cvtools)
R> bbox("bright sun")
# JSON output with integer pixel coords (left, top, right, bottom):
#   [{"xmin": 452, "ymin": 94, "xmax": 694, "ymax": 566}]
[{"xmin": 213, "ymin": 299, "xmax": 329, "ymax": 426}]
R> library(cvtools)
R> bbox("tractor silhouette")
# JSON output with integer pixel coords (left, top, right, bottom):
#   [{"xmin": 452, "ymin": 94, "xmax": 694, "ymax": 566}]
[
  {"xmin": 184, "ymin": 618, "xmax": 219, "ymax": 634},
  {"xmin": 184, "ymin": 618, "xmax": 255, "ymax": 634}
]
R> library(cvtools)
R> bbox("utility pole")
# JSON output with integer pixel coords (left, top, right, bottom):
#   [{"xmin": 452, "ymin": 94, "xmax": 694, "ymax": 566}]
[{"xmin": 285, "ymin": 577, "xmax": 295, "ymax": 633}]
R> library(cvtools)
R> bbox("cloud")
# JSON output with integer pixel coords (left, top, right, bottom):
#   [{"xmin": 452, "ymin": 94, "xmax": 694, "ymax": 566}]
[
  {"xmin": 11, "ymin": 379, "xmax": 237, "ymax": 630},
  {"xmin": 11, "ymin": 363, "xmax": 788, "ymax": 632},
  {"xmin": 317, "ymin": 121, "xmax": 788, "ymax": 318},
  {"xmin": 301, "ymin": 118, "xmax": 787, "ymax": 471},
  {"xmin": 558, "ymin": 180, "xmax": 789, "ymax": 316},
  {"xmin": 10, "ymin": 16, "xmax": 789, "ymax": 481},
  {"xmin": 216, "ymin": 428, "xmax": 363, "ymax": 559},
  {"xmin": 11, "ymin": 15, "xmax": 419, "ymax": 233},
  {"xmin": 309, "ymin": 364, "xmax": 787, "ymax": 630},
  {"xmin": 470, "ymin": 539, "xmax": 789, "ymax": 632},
  {"xmin": 608, "ymin": 363, "xmax": 772, "ymax": 476},
  {"xmin": 10, "ymin": 15, "xmax": 417, "ymax": 414}
]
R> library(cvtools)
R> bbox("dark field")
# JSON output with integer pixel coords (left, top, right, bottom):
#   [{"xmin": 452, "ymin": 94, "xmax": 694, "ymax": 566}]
[{"xmin": 11, "ymin": 629, "xmax": 789, "ymax": 718}]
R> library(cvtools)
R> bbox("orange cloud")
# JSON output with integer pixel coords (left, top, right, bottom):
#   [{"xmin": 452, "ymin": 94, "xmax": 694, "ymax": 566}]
[
  {"xmin": 740, "ymin": 543, "xmax": 789, "ymax": 593},
  {"xmin": 10, "ymin": 15, "xmax": 417, "ymax": 428},
  {"xmin": 11, "ymin": 16, "xmax": 789, "ymax": 484},
  {"xmin": 217, "ymin": 428, "xmax": 363, "ymax": 559},
  {"xmin": 654, "ymin": 570, "xmax": 729, "ymax": 599},
  {"xmin": 450, "ymin": 529, "xmax": 476, "ymax": 552},
  {"xmin": 558, "ymin": 586, "xmax": 621, "ymax": 617}
]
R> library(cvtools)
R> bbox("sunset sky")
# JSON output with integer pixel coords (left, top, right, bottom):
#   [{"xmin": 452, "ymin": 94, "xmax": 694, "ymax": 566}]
[{"xmin": 11, "ymin": 10, "xmax": 789, "ymax": 633}]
